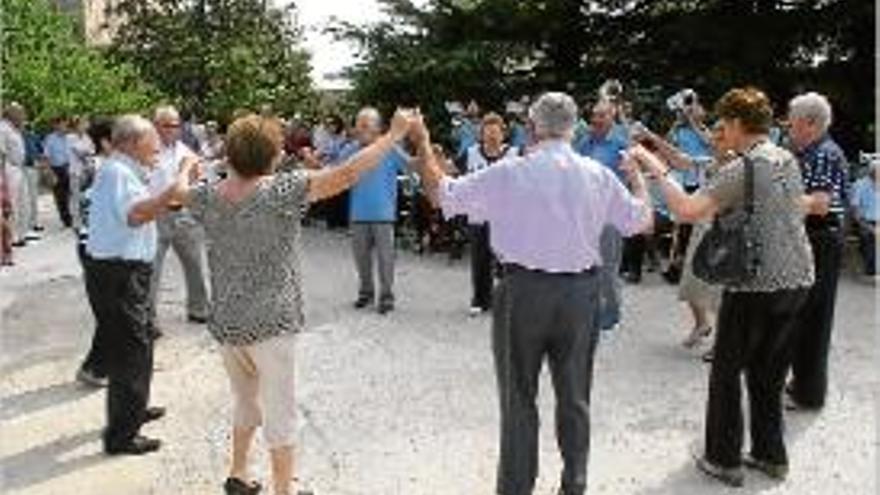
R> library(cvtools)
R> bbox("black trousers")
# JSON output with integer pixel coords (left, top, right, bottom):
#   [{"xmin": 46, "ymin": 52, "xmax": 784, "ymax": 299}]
[
  {"xmin": 493, "ymin": 265, "xmax": 600, "ymax": 495},
  {"xmin": 789, "ymin": 223, "xmax": 843, "ymax": 408},
  {"xmin": 469, "ymin": 223, "xmax": 495, "ymax": 310},
  {"xmin": 87, "ymin": 258, "xmax": 155, "ymax": 449},
  {"xmin": 857, "ymin": 221, "xmax": 876, "ymax": 276},
  {"xmin": 78, "ymin": 244, "xmax": 108, "ymax": 377},
  {"xmin": 621, "ymin": 234, "xmax": 646, "ymax": 279},
  {"xmin": 51, "ymin": 166, "xmax": 72, "ymax": 228},
  {"xmin": 705, "ymin": 289, "xmax": 808, "ymax": 468}
]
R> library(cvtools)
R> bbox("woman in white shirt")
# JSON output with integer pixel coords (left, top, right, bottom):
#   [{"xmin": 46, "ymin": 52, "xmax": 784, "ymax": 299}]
[{"xmin": 460, "ymin": 112, "xmax": 520, "ymax": 316}]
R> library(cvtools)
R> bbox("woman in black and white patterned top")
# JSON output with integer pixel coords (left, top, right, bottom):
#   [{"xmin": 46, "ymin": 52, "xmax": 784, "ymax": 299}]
[{"xmin": 181, "ymin": 110, "xmax": 415, "ymax": 495}]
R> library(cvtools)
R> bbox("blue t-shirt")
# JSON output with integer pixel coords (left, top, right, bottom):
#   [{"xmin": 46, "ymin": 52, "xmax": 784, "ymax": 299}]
[
  {"xmin": 574, "ymin": 128, "xmax": 629, "ymax": 181},
  {"xmin": 669, "ymin": 124, "xmax": 712, "ymax": 188},
  {"xmin": 452, "ymin": 119, "xmax": 478, "ymax": 160},
  {"xmin": 338, "ymin": 142, "xmax": 408, "ymax": 222},
  {"xmin": 509, "ymin": 122, "xmax": 528, "ymax": 149}
]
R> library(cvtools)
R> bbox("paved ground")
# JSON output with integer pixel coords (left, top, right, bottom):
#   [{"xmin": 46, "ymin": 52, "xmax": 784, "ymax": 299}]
[{"xmin": 0, "ymin": 206, "xmax": 877, "ymax": 495}]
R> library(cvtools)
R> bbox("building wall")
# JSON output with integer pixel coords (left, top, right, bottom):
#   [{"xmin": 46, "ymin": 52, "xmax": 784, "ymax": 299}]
[{"xmin": 54, "ymin": 0, "xmax": 121, "ymax": 46}]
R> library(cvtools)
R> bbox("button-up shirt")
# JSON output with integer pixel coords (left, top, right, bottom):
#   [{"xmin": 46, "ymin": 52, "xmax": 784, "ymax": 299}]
[
  {"xmin": 43, "ymin": 131, "xmax": 71, "ymax": 168},
  {"xmin": 149, "ymin": 140, "xmax": 197, "ymax": 195},
  {"xmin": 0, "ymin": 119, "xmax": 25, "ymax": 168},
  {"xmin": 797, "ymin": 133, "xmax": 849, "ymax": 219},
  {"xmin": 439, "ymin": 139, "xmax": 649, "ymax": 273},
  {"xmin": 669, "ymin": 123, "xmax": 713, "ymax": 188},
  {"xmin": 87, "ymin": 153, "xmax": 156, "ymax": 262}
]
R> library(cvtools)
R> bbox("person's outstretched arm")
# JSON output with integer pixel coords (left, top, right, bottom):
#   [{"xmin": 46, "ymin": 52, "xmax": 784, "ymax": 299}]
[{"xmin": 306, "ymin": 109, "xmax": 411, "ymax": 203}]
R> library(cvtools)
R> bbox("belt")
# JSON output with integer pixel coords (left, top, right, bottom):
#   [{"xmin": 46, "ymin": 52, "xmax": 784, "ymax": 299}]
[
  {"xmin": 501, "ymin": 263, "xmax": 597, "ymax": 277},
  {"xmin": 89, "ymin": 257, "xmax": 152, "ymax": 269}
]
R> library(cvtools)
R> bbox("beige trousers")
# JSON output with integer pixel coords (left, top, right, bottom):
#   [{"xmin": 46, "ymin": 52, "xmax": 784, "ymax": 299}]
[{"xmin": 221, "ymin": 333, "xmax": 297, "ymax": 448}]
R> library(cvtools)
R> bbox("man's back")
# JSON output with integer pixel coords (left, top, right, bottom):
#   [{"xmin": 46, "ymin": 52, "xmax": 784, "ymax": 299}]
[{"xmin": 443, "ymin": 140, "xmax": 647, "ymax": 273}]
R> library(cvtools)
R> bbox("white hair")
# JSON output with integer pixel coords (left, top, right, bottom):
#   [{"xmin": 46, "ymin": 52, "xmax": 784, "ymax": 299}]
[
  {"xmin": 153, "ymin": 105, "xmax": 180, "ymax": 123},
  {"xmin": 356, "ymin": 107, "xmax": 382, "ymax": 128},
  {"xmin": 529, "ymin": 92, "xmax": 578, "ymax": 139},
  {"xmin": 789, "ymin": 92, "xmax": 833, "ymax": 133},
  {"xmin": 112, "ymin": 115, "xmax": 156, "ymax": 147}
]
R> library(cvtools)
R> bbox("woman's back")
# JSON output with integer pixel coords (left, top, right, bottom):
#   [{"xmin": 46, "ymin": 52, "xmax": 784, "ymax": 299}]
[{"xmin": 189, "ymin": 170, "xmax": 309, "ymax": 346}]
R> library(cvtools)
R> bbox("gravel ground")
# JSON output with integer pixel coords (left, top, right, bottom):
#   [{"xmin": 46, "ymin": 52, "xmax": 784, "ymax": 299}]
[{"xmin": 0, "ymin": 208, "xmax": 877, "ymax": 495}]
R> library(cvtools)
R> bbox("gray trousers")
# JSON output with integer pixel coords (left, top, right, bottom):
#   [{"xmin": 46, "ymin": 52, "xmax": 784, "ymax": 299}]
[
  {"xmin": 493, "ymin": 265, "xmax": 601, "ymax": 495},
  {"xmin": 598, "ymin": 225, "xmax": 622, "ymax": 330},
  {"xmin": 149, "ymin": 211, "xmax": 209, "ymax": 321},
  {"xmin": 11, "ymin": 165, "xmax": 32, "ymax": 241},
  {"xmin": 23, "ymin": 167, "xmax": 40, "ymax": 231},
  {"xmin": 351, "ymin": 222, "xmax": 396, "ymax": 302}
]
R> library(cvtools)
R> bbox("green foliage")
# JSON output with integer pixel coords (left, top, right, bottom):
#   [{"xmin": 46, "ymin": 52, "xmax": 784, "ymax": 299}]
[
  {"xmin": 336, "ymin": 0, "xmax": 875, "ymax": 153},
  {"xmin": 111, "ymin": 0, "xmax": 316, "ymax": 123},
  {"xmin": 0, "ymin": 0, "xmax": 157, "ymax": 126}
]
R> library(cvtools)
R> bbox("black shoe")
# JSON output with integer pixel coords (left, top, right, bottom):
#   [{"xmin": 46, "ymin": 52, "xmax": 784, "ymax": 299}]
[
  {"xmin": 149, "ymin": 325, "xmax": 164, "ymax": 340},
  {"xmin": 105, "ymin": 435, "xmax": 162, "ymax": 456},
  {"xmin": 33, "ymin": 225, "xmax": 45, "ymax": 232},
  {"xmin": 11, "ymin": 240, "xmax": 26, "ymax": 248},
  {"xmin": 187, "ymin": 314, "xmax": 208, "ymax": 324},
  {"xmin": 353, "ymin": 296, "xmax": 373, "ymax": 309},
  {"xmin": 144, "ymin": 406, "xmax": 166, "ymax": 424},
  {"xmin": 224, "ymin": 477, "xmax": 262, "ymax": 495},
  {"xmin": 623, "ymin": 272, "xmax": 642, "ymax": 284},
  {"xmin": 694, "ymin": 455, "xmax": 744, "ymax": 487},
  {"xmin": 662, "ymin": 266, "xmax": 682, "ymax": 284},
  {"xmin": 377, "ymin": 301, "xmax": 395, "ymax": 315},
  {"xmin": 744, "ymin": 453, "xmax": 789, "ymax": 480}
]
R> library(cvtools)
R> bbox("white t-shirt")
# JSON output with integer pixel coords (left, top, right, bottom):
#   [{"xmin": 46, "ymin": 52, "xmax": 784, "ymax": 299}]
[{"xmin": 0, "ymin": 119, "xmax": 25, "ymax": 168}]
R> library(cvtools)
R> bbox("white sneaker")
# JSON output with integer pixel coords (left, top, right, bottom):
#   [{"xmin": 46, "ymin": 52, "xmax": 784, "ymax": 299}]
[
  {"xmin": 468, "ymin": 306, "xmax": 483, "ymax": 318},
  {"xmin": 25, "ymin": 231, "xmax": 41, "ymax": 241}
]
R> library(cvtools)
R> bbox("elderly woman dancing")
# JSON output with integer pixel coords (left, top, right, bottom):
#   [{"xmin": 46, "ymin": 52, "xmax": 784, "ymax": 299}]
[{"xmin": 178, "ymin": 110, "xmax": 414, "ymax": 495}]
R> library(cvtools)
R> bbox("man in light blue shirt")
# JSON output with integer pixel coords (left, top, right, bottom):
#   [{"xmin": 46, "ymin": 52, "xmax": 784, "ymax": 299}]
[
  {"xmin": 43, "ymin": 117, "xmax": 74, "ymax": 227},
  {"xmin": 339, "ymin": 107, "xmax": 409, "ymax": 314},
  {"xmin": 86, "ymin": 115, "xmax": 195, "ymax": 457},
  {"xmin": 850, "ymin": 162, "xmax": 878, "ymax": 275}
]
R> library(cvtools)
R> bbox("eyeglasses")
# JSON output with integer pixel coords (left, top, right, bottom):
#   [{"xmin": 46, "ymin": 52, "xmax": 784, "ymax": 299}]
[{"xmin": 160, "ymin": 122, "xmax": 181, "ymax": 129}]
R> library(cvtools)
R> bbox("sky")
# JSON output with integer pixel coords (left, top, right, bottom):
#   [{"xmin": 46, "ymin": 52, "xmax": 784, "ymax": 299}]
[{"xmin": 279, "ymin": 0, "xmax": 400, "ymax": 90}]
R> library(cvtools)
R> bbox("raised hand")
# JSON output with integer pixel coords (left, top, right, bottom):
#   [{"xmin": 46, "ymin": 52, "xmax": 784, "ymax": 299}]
[
  {"xmin": 408, "ymin": 110, "xmax": 430, "ymax": 146},
  {"xmin": 389, "ymin": 108, "xmax": 412, "ymax": 141}
]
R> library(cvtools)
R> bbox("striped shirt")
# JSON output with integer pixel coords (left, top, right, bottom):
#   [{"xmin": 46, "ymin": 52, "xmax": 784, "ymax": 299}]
[{"xmin": 796, "ymin": 134, "xmax": 848, "ymax": 220}]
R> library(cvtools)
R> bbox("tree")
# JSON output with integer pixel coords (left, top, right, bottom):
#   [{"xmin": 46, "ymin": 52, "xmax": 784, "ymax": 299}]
[
  {"xmin": 0, "ymin": 0, "xmax": 157, "ymax": 125},
  {"xmin": 111, "ymin": 0, "xmax": 316, "ymax": 123},
  {"xmin": 335, "ymin": 0, "xmax": 874, "ymax": 154}
]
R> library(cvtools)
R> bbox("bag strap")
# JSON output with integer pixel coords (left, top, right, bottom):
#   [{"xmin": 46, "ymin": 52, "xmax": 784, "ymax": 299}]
[{"xmin": 743, "ymin": 151, "xmax": 755, "ymax": 216}]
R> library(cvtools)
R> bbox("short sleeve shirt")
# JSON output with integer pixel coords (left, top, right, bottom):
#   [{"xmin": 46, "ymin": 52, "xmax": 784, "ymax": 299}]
[
  {"xmin": 704, "ymin": 140, "xmax": 815, "ymax": 292},
  {"xmin": 796, "ymin": 134, "xmax": 849, "ymax": 219},
  {"xmin": 86, "ymin": 154, "xmax": 156, "ymax": 262},
  {"xmin": 188, "ymin": 171, "xmax": 310, "ymax": 346}
]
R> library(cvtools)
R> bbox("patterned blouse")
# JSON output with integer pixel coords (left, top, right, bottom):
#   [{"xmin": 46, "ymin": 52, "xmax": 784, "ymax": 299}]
[
  {"xmin": 796, "ymin": 134, "xmax": 848, "ymax": 220},
  {"xmin": 189, "ymin": 171, "xmax": 310, "ymax": 346},
  {"xmin": 704, "ymin": 140, "xmax": 815, "ymax": 293}
]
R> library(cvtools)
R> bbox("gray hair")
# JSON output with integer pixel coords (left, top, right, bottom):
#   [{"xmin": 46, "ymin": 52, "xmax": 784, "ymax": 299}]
[
  {"xmin": 2, "ymin": 102, "xmax": 25, "ymax": 120},
  {"xmin": 529, "ymin": 92, "xmax": 578, "ymax": 139},
  {"xmin": 788, "ymin": 92, "xmax": 833, "ymax": 133},
  {"xmin": 153, "ymin": 105, "xmax": 180, "ymax": 123},
  {"xmin": 112, "ymin": 115, "xmax": 157, "ymax": 147},
  {"xmin": 356, "ymin": 107, "xmax": 382, "ymax": 128}
]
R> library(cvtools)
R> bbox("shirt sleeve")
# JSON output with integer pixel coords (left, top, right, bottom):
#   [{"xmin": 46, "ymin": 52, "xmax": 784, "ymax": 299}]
[
  {"xmin": 704, "ymin": 158, "xmax": 746, "ymax": 211},
  {"xmin": 105, "ymin": 165, "xmax": 146, "ymax": 224},
  {"xmin": 602, "ymin": 169, "xmax": 649, "ymax": 236},
  {"xmin": 271, "ymin": 170, "xmax": 309, "ymax": 214},
  {"xmin": 438, "ymin": 165, "xmax": 500, "ymax": 220}
]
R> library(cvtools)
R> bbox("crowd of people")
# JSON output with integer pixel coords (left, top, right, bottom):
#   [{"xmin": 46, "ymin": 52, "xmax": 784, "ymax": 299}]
[{"xmin": 0, "ymin": 83, "xmax": 876, "ymax": 495}]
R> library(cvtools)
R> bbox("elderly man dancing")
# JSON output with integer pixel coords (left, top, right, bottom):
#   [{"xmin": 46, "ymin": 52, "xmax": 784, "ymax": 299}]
[
  {"xmin": 415, "ymin": 93, "xmax": 653, "ymax": 495},
  {"xmin": 87, "ymin": 115, "xmax": 196, "ymax": 455}
]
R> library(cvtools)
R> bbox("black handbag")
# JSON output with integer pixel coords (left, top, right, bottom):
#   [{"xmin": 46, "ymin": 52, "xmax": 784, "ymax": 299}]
[{"xmin": 692, "ymin": 155, "xmax": 762, "ymax": 285}]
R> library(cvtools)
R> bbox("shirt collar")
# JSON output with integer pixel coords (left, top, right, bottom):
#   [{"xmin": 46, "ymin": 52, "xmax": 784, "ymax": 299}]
[
  {"xmin": 112, "ymin": 152, "xmax": 150, "ymax": 183},
  {"xmin": 798, "ymin": 133, "xmax": 829, "ymax": 158}
]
